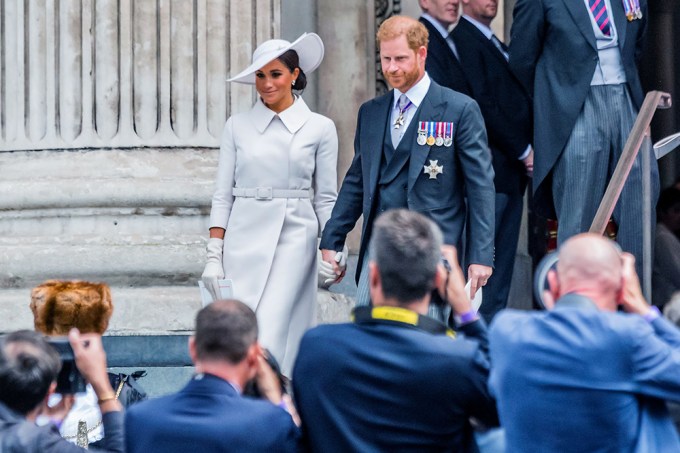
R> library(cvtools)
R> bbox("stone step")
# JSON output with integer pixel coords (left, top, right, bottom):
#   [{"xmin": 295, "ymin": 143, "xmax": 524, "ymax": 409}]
[{"xmin": 0, "ymin": 285, "xmax": 356, "ymax": 334}]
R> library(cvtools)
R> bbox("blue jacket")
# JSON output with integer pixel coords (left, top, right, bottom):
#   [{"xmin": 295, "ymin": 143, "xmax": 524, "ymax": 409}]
[
  {"xmin": 489, "ymin": 295, "xmax": 680, "ymax": 452},
  {"xmin": 125, "ymin": 373, "xmax": 299, "ymax": 453},
  {"xmin": 0, "ymin": 401, "xmax": 124, "ymax": 452},
  {"xmin": 293, "ymin": 318, "xmax": 498, "ymax": 452}
]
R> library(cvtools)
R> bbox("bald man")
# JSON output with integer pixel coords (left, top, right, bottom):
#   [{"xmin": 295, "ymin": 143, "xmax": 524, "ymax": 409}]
[{"xmin": 489, "ymin": 234, "xmax": 680, "ymax": 452}]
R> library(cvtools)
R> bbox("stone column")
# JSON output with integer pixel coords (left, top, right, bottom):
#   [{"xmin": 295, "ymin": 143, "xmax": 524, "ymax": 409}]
[
  {"xmin": 0, "ymin": 0, "xmax": 280, "ymax": 334},
  {"xmin": 316, "ymin": 0, "xmax": 376, "ymax": 252}
]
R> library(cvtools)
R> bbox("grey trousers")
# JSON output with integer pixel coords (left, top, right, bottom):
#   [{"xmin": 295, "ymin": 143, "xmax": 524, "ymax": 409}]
[{"xmin": 553, "ymin": 84, "xmax": 659, "ymax": 279}]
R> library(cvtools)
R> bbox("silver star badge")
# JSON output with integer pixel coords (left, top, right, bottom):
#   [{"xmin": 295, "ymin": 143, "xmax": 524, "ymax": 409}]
[{"xmin": 423, "ymin": 160, "xmax": 443, "ymax": 179}]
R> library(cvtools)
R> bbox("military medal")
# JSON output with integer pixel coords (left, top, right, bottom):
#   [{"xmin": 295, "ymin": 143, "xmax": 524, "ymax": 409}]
[
  {"xmin": 623, "ymin": 0, "xmax": 642, "ymax": 21},
  {"xmin": 393, "ymin": 99, "xmax": 413, "ymax": 129},
  {"xmin": 444, "ymin": 122, "xmax": 453, "ymax": 147},
  {"xmin": 426, "ymin": 122, "xmax": 436, "ymax": 146},
  {"xmin": 423, "ymin": 160, "xmax": 444, "ymax": 179},
  {"xmin": 417, "ymin": 121, "xmax": 427, "ymax": 146},
  {"xmin": 435, "ymin": 122, "xmax": 444, "ymax": 147}
]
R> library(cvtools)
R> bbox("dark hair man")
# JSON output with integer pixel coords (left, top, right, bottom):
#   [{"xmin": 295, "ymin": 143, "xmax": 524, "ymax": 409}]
[
  {"xmin": 295, "ymin": 209, "xmax": 498, "ymax": 452},
  {"xmin": 490, "ymin": 233, "xmax": 680, "ymax": 452},
  {"xmin": 125, "ymin": 299, "xmax": 299, "ymax": 453},
  {"xmin": 0, "ymin": 329, "xmax": 124, "ymax": 452}
]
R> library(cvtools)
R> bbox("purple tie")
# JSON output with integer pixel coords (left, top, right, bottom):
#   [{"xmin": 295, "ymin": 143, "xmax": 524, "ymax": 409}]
[{"xmin": 589, "ymin": 0, "xmax": 611, "ymax": 37}]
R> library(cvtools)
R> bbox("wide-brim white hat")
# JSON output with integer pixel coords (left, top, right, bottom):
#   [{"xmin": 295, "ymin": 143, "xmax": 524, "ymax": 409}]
[{"xmin": 228, "ymin": 33, "xmax": 324, "ymax": 84}]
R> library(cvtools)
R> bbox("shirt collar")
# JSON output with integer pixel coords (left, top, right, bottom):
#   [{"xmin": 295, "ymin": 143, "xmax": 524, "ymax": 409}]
[
  {"xmin": 393, "ymin": 73, "xmax": 431, "ymax": 110},
  {"xmin": 420, "ymin": 13, "xmax": 453, "ymax": 38},
  {"xmin": 462, "ymin": 15, "xmax": 494, "ymax": 40},
  {"xmin": 250, "ymin": 95, "xmax": 312, "ymax": 134}
]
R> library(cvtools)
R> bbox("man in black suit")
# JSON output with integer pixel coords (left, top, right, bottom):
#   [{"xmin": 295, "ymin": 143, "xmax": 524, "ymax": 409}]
[
  {"xmin": 320, "ymin": 15, "xmax": 495, "ymax": 321},
  {"xmin": 451, "ymin": 0, "xmax": 533, "ymax": 322},
  {"xmin": 418, "ymin": 0, "xmax": 471, "ymax": 96},
  {"xmin": 296, "ymin": 209, "xmax": 498, "ymax": 452}
]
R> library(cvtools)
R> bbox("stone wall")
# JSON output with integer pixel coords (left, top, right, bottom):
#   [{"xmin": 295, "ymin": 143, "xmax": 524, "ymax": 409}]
[{"xmin": 0, "ymin": 0, "xmax": 281, "ymax": 334}]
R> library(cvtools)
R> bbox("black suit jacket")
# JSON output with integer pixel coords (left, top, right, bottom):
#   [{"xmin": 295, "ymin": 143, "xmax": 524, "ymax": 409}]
[
  {"xmin": 452, "ymin": 17, "xmax": 532, "ymax": 195},
  {"xmin": 419, "ymin": 17, "xmax": 471, "ymax": 96},
  {"xmin": 320, "ymin": 81, "xmax": 495, "ymax": 280}
]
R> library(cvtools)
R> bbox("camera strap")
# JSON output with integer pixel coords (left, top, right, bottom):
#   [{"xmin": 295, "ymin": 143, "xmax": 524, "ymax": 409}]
[{"xmin": 352, "ymin": 306, "xmax": 456, "ymax": 338}]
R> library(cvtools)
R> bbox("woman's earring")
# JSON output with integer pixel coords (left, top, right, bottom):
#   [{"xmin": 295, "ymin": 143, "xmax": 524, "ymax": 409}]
[{"xmin": 292, "ymin": 80, "xmax": 296, "ymax": 87}]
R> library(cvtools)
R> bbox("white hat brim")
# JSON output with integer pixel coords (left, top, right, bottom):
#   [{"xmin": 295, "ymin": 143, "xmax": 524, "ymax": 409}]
[{"xmin": 228, "ymin": 33, "xmax": 324, "ymax": 85}]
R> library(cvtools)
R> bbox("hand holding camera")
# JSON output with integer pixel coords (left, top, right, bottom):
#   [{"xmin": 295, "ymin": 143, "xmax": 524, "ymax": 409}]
[
  {"xmin": 439, "ymin": 245, "xmax": 473, "ymax": 316},
  {"xmin": 67, "ymin": 329, "xmax": 122, "ymax": 413}
]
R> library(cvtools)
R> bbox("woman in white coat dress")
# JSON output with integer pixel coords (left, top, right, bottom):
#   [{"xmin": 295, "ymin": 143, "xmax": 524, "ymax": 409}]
[{"xmin": 202, "ymin": 33, "xmax": 338, "ymax": 376}]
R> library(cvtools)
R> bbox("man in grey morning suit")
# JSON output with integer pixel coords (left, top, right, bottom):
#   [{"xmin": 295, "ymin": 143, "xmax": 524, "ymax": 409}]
[
  {"xmin": 319, "ymin": 15, "xmax": 495, "ymax": 321},
  {"xmin": 510, "ymin": 0, "xmax": 657, "ymax": 279}
]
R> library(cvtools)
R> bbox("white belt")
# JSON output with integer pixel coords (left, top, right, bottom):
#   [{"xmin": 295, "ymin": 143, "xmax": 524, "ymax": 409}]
[{"xmin": 232, "ymin": 187, "xmax": 312, "ymax": 200}]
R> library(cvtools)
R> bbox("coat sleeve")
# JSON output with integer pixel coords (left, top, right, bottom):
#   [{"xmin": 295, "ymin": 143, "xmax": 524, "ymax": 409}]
[
  {"xmin": 455, "ymin": 100, "xmax": 495, "ymax": 267},
  {"xmin": 508, "ymin": 0, "xmax": 545, "ymax": 95},
  {"xmin": 454, "ymin": 33, "xmax": 531, "ymax": 161},
  {"xmin": 628, "ymin": 316, "xmax": 680, "ymax": 403},
  {"xmin": 319, "ymin": 105, "xmax": 367, "ymax": 251},
  {"xmin": 313, "ymin": 118, "xmax": 339, "ymax": 235},
  {"xmin": 209, "ymin": 117, "xmax": 236, "ymax": 230},
  {"xmin": 458, "ymin": 320, "xmax": 500, "ymax": 428}
]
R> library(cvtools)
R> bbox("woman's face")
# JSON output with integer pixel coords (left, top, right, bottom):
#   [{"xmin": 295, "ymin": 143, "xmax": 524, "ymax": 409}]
[{"xmin": 255, "ymin": 59, "xmax": 300, "ymax": 113}]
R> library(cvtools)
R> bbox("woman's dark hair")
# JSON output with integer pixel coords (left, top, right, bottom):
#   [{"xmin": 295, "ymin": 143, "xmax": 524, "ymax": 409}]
[{"xmin": 277, "ymin": 49, "xmax": 307, "ymax": 91}]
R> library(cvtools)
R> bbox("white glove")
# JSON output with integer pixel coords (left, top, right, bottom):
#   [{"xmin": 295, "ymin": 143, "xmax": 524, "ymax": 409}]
[
  {"xmin": 202, "ymin": 238, "xmax": 225, "ymax": 302},
  {"xmin": 335, "ymin": 244, "xmax": 349, "ymax": 270},
  {"xmin": 317, "ymin": 245, "xmax": 349, "ymax": 289},
  {"xmin": 318, "ymin": 259, "xmax": 336, "ymax": 289}
]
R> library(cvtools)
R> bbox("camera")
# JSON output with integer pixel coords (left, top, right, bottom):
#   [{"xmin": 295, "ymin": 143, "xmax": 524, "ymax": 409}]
[
  {"xmin": 243, "ymin": 348, "xmax": 288, "ymax": 398},
  {"xmin": 533, "ymin": 251, "xmax": 558, "ymax": 310},
  {"xmin": 47, "ymin": 337, "xmax": 87, "ymax": 394}
]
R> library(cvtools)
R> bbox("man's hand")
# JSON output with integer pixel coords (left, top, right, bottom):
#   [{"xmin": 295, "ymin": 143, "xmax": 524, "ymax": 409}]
[
  {"xmin": 255, "ymin": 353, "xmax": 283, "ymax": 405},
  {"xmin": 41, "ymin": 394, "xmax": 75, "ymax": 424},
  {"xmin": 619, "ymin": 253, "xmax": 651, "ymax": 316},
  {"xmin": 468, "ymin": 264, "xmax": 493, "ymax": 299},
  {"xmin": 68, "ymin": 329, "xmax": 122, "ymax": 413},
  {"xmin": 521, "ymin": 147, "xmax": 534, "ymax": 177},
  {"xmin": 321, "ymin": 248, "xmax": 347, "ymax": 284},
  {"xmin": 439, "ymin": 246, "xmax": 473, "ymax": 315}
]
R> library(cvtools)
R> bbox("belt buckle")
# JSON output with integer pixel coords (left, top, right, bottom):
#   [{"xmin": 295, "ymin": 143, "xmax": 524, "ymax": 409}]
[{"xmin": 255, "ymin": 187, "xmax": 272, "ymax": 200}]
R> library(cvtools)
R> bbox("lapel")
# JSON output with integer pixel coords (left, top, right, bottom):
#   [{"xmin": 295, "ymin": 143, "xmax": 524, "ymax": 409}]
[
  {"xmin": 408, "ymin": 84, "xmax": 446, "ymax": 192},
  {"xmin": 367, "ymin": 93, "xmax": 393, "ymax": 195},
  {"xmin": 561, "ymin": 0, "xmax": 597, "ymax": 51},
  {"xmin": 420, "ymin": 17, "xmax": 461, "ymax": 67},
  {"xmin": 611, "ymin": 0, "xmax": 627, "ymax": 48},
  {"xmin": 461, "ymin": 18, "xmax": 508, "ymax": 68}
]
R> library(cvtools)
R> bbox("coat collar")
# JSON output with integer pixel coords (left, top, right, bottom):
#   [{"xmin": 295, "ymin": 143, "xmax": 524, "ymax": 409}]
[
  {"xmin": 555, "ymin": 293, "xmax": 599, "ymax": 311},
  {"xmin": 562, "ymin": 0, "xmax": 598, "ymax": 51},
  {"xmin": 183, "ymin": 373, "xmax": 241, "ymax": 397},
  {"xmin": 0, "ymin": 400, "xmax": 23, "ymax": 424},
  {"xmin": 250, "ymin": 95, "xmax": 312, "ymax": 134},
  {"xmin": 562, "ymin": 0, "xmax": 628, "ymax": 51}
]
